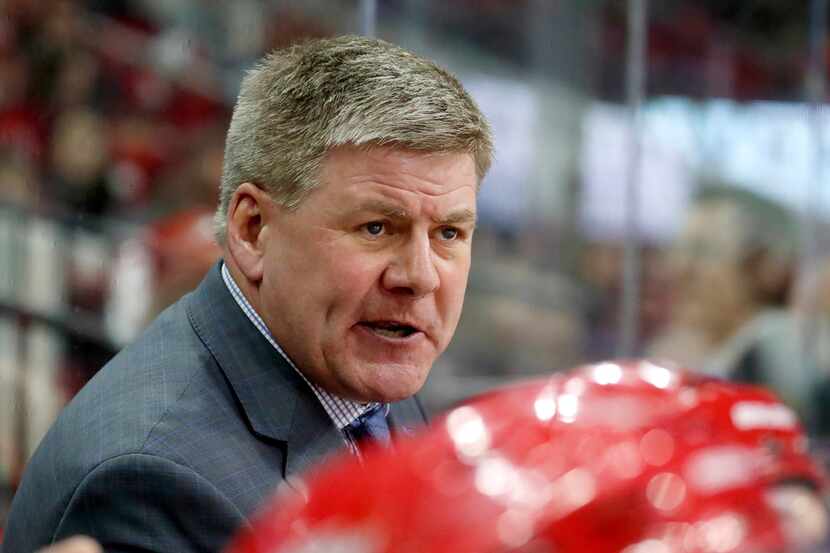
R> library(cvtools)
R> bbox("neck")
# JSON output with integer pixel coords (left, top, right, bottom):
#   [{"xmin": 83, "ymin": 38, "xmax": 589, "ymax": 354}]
[{"xmin": 223, "ymin": 256, "xmax": 263, "ymax": 315}]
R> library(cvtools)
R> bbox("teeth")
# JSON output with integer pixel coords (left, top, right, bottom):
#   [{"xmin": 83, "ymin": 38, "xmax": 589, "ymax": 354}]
[{"xmin": 372, "ymin": 327, "xmax": 409, "ymax": 338}]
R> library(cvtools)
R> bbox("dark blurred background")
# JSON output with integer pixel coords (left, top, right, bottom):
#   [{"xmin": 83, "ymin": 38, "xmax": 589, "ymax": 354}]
[{"xmin": 4, "ymin": 0, "xmax": 830, "ymax": 530}]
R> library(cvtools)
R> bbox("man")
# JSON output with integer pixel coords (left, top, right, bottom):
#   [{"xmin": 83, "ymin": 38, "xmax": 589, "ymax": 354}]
[
  {"xmin": 647, "ymin": 186, "xmax": 813, "ymax": 417},
  {"xmin": 3, "ymin": 35, "xmax": 493, "ymax": 552}
]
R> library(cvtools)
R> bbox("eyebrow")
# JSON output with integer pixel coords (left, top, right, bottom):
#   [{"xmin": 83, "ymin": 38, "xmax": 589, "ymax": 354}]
[
  {"xmin": 357, "ymin": 200, "xmax": 409, "ymax": 220},
  {"xmin": 435, "ymin": 208, "xmax": 477, "ymax": 226},
  {"xmin": 356, "ymin": 200, "xmax": 477, "ymax": 226}
]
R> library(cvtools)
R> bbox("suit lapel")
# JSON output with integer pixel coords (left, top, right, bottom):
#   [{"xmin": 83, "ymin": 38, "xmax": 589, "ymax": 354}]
[
  {"xmin": 283, "ymin": 392, "xmax": 349, "ymax": 477},
  {"xmin": 185, "ymin": 262, "xmax": 345, "ymax": 477},
  {"xmin": 388, "ymin": 396, "xmax": 428, "ymax": 440},
  {"xmin": 186, "ymin": 263, "xmax": 430, "ymax": 477}
]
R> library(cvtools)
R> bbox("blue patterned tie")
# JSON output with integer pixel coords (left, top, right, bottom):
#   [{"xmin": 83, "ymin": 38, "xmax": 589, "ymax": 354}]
[{"xmin": 346, "ymin": 404, "xmax": 391, "ymax": 453}]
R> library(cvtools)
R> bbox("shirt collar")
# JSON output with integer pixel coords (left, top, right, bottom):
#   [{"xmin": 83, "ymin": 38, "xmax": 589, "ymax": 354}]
[{"xmin": 220, "ymin": 262, "xmax": 378, "ymax": 429}]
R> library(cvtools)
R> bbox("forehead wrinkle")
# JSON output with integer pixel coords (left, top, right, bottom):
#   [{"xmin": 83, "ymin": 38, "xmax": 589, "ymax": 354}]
[
  {"xmin": 350, "ymin": 162, "xmax": 477, "ymax": 199},
  {"xmin": 356, "ymin": 199, "xmax": 410, "ymax": 219}
]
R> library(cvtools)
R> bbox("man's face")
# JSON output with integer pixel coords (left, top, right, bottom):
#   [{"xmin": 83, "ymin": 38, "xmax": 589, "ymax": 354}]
[
  {"xmin": 668, "ymin": 200, "xmax": 756, "ymax": 344},
  {"xmin": 258, "ymin": 146, "xmax": 477, "ymax": 402}
]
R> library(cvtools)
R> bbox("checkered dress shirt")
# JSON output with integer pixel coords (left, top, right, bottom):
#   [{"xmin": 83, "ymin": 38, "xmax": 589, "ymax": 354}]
[{"xmin": 221, "ymin": 263, "xmax": 383, "ymax": 448}]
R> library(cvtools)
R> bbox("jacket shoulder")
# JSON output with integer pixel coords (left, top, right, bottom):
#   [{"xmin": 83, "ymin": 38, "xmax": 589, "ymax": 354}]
[{"xmin": 4, "ymin": 296, "xmax": 220, "ymax": 550}]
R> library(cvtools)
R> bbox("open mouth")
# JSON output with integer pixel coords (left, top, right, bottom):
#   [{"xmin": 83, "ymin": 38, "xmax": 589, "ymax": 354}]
[{"xmin": 359, "ymin": 321, "xmax": 420, "ymax": 339}]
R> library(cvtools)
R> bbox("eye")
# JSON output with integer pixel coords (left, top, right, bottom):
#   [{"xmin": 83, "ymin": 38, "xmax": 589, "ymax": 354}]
[
  {"xmin": 439, "ymin": 227, "xmax": 460, "ymax": 241},
  {"xmin": 363, "ymin": 221, "xmax": 386, "ymax": 237}
]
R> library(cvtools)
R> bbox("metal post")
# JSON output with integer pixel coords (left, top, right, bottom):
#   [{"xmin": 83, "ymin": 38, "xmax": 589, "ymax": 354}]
[
  {"xmin": 617, "ymin": 0, "xmax": 648, "ymax": 357},
  {"xmin": 360, "ymin": 0, "xmax": 377, "ymax": 38},
  {"xmin": 801, "ymin": 0, "xmax": 828, "ymax": 413}
]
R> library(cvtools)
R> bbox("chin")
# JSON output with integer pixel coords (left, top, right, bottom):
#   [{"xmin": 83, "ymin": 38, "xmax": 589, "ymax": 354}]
[{"xmin": 358, "ymin": 363, "xmax": 430, "ymax": 403}]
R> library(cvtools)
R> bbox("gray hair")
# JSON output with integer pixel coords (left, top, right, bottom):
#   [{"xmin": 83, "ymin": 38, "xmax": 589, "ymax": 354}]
[{"xmin": 214, "ymin": 35, "xmax": 494, "ymax": 243}]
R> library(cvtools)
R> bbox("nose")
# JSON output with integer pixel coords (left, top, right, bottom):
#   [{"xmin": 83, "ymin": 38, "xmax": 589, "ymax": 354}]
[{"xmin": 381, "ymin": 234, "xmax": 440, "ymax": 298}]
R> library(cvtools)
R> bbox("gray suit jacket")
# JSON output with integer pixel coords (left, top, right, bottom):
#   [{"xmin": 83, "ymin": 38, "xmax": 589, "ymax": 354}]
[{"xmin": 3, "ymin": 263, "xmax": 427, "ymax": 553}]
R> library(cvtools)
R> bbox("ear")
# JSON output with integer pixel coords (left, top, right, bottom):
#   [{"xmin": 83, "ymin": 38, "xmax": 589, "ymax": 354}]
[{"xmin": 225, "ymin": 182, "xmax": 275, "ymax": 284}]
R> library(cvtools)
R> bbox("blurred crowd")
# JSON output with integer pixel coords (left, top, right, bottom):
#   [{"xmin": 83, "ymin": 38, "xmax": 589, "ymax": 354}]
[
  {"xmin": 4, "ymin": 0, "xmax": 830, "ymax": 535},
  {"xmin": 0, "ymin": 0, "xmax": 229, "ymax": 217},
  {"xmin": 0, "ymin": 0, "xmax": 247, "ymax": 521}
]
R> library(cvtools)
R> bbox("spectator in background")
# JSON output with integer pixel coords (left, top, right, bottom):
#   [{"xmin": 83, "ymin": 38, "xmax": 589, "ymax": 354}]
[
  {"xmin": 50, "ymin": 48, "xmax": 101, "ymax": 111},
  {"xmin": 648, "ymin": 186, "xmax": 812, "ymax": 418},
  {"xmin": 0, "ymin": 152, "xmax": 38, "ymax": 207},
  {"xmin": 45, "ymin": 108, "xmax": 111, "ymax": 216}
]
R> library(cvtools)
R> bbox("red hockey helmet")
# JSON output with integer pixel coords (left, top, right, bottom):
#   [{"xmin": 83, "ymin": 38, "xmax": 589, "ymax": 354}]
[{"xmin": 227, "ymin": 360, "xmax": 828, "ymax": 553}]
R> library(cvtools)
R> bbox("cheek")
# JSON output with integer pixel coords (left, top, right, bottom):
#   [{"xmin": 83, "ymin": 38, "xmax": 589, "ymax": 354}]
[
  {"xmin": 437, "ymin": 261, "xmax": 471, "ymax": 317},
  {"xmin": 324, "ymin": 252, "xmax": 387, "ymax": 309}
]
